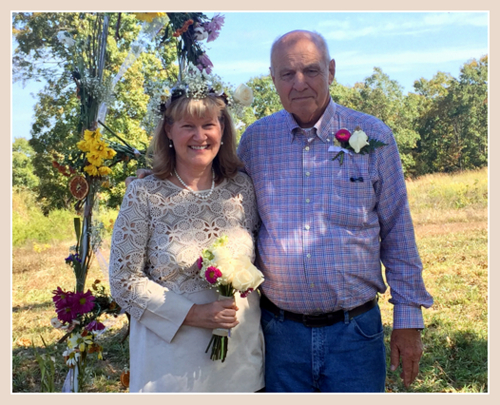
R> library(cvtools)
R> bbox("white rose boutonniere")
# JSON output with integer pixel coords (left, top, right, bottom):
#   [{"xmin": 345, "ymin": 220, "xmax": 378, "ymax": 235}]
[
  {"xmin": 232, "ymin": 84, "xmax": 254, "ymax": 106},
  {"xmin": 331, "ymin": 126, "xmax": 387, "ymax": 165},
  {"xmin": 349, "ymin": 128, "xmax": 370, "ymax": 153}
]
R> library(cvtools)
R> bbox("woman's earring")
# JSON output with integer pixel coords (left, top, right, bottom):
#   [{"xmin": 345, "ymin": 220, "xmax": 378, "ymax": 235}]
[
  {"xmin": 220, "ymin": 141, "xmax": 224, "ymax": 145},
  {"xmin": 169, "ymin": 139, "xmax": 173, "ymax": 148}
]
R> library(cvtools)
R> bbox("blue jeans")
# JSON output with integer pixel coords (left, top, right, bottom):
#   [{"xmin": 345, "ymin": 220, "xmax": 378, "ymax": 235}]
[{"xmin": 261, "ymin": 304, "xmax": 386, "ymax": 392}]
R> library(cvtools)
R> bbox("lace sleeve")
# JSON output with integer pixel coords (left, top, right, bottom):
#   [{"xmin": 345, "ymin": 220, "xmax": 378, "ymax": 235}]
[{"xmin": 109, "ymin": 180, "xmax": 153, "ymax": 320}]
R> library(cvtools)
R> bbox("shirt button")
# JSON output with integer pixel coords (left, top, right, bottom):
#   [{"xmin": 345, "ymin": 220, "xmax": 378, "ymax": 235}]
[
  {"xmin": 305, "ymin": 172, "xmax": 310, "ymax": 176},
  {"xmin": 305, "ymin": 146, "xmax": 310, "ymax": 151},
  {"xmin": 305, "ymin": 225, "xmax": 310, "ymax": 230},
  {"xmin": 306, "ymin": 198, "xmax": 310, "ymax": 203},
  {"xmin": 306, "ymin": 254, "xmax": 311, "ymax": 258},
  {"xmin": 310, "ymin": 283, "xmax": 315, "ymax": 288}
]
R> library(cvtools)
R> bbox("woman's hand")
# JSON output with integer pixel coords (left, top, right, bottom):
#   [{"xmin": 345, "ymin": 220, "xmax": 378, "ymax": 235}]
[
  {"xmin": 183, "ymin": 299, "xmax": 239, "ymax": 330},
  {"xmin": 125, "ymin": 168, "xmax": 153, "ymax": 187}
]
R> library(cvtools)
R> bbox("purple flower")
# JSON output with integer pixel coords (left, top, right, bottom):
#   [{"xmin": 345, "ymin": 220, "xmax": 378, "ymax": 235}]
[
  {"xmin": 85, "ymin": 320, "xmax": 106, "ymax": 332},
  {"xmin": 72, "ymin": 290, "xmax": 95, "ymax": 315},
  {"xmin": 204, "ymin": 14, "xmax": 224, "ymax": 42},
  {"xmin": 196, "ymin": 256, "xmax": 203, "ymax": 270},
  {"xmin": 52, "ymin": 287, "xmax": 73, "ymax": 310},
  {"xmin": 205, "ymin": 266, "xmax": 222, "ymax": 284},
  {"xmin": 211, "ymin": 14, "xmax": 225, "ymax": 31},
  {"xmin": 196, "ymin": 53, "xmax": 214, "ymax": 74},
  {"xmin": 56, "ymin": 302, "xmax": 77, "ymax": 323}
]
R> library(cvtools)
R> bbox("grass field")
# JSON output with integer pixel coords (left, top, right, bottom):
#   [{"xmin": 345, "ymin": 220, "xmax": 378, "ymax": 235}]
[{"xmin": 11, "ymin": 168, "xmax": 488, "ymax": 393}]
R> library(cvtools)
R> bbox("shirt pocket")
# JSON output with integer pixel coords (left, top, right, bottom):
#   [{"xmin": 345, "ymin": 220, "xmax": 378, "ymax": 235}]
[{"xmin": 326, "ymin": 156, "xmax": 377, "ymax": 229}]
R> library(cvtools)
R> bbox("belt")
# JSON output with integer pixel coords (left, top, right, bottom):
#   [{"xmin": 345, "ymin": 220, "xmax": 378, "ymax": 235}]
[{"xmin": 260, "ymin": 294, "xmax": 378, "ymax": 328}]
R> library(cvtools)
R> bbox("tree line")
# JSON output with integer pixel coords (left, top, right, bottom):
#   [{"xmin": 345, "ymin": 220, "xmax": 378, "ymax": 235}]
[{"xmin": 12, "ymin": 13, "xmax": 488, "ymax": 214}]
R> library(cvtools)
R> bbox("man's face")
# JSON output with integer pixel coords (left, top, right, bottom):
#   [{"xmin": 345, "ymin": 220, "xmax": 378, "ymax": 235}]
[{"xmin": 271, "ymin": 36, "xmax": 335, "ymax": 128}]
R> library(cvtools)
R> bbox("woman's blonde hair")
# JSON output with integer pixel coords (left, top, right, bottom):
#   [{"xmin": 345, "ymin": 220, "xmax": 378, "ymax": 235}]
[{"xmin": 150, "ymin": 95, "xmax": 243, "ymax": 182}]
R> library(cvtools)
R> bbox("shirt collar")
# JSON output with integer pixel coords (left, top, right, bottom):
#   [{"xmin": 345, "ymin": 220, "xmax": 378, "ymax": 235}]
[{"xmin": 285, "ymin": 99, "xmax": 337, "ymax": 143}]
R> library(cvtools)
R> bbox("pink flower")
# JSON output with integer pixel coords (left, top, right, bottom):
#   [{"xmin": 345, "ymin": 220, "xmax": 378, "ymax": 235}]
[
  {"xmin": 335, "ymin": 129, "xmax": 351, "ymax": 143},
  {"xmin": 196, "ymin": 256, "xmax": 203, "ymax": 270},
  {"xmin": 56, "ymin": 304, "xmax": 76, "ymax": 323},
  {"xmin": 52, "ymin": 287, "xmax": 73, "ymax": 310},
  {"xmin": 72, "ymin": 290, "xmax": 95, "ymax": 315},
  {"xmin": 205, "ymin": 266, "xmax": 222, "ymax": 284},
  {"xmin": 240, "ymin": 288, "xmax": 254, "ymax": 298},
  {"xmin": 205, "ymin": 14, "xmax": 224, "ymax": 42}
]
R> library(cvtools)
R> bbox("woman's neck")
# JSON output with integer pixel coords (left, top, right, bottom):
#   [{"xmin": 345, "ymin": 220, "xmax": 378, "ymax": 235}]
[{"xmin": 171, "ymin": 165, "xmax": 213, "ymax": 191}]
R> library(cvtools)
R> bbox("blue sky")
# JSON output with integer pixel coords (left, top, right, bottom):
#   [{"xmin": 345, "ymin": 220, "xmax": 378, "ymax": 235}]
[{"xmin": 11, "ymin": 11, "xmax": 489, "ymax": 140}]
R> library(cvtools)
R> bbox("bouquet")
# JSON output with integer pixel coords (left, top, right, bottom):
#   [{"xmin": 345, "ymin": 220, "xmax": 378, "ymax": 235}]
[
  {"xmin": 51, "ymin": 280, "xmax": 121, "ymax": 392},
  {"xmin": 197, "ymin": 235, "xmax": 264, "ymax": 362}
]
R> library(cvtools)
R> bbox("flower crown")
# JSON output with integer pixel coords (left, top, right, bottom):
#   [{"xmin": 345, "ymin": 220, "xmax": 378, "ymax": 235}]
[{"xmin": 145, "ymin": 62, "xmax": 253, "ymax": 130}]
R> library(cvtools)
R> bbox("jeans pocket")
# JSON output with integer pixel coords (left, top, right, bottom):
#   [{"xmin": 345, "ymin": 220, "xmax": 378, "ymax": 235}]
[
  {"xmin": 351, "ymin": 306, "xmax": 384, "ymax": 339},
  {"xmin": 260, "ymin": 308, "xmax": 278, "ymax": 334}
]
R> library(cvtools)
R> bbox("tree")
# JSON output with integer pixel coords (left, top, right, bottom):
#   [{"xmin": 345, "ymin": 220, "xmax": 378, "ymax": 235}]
[
  {"xmin": 12, "ymin": 12, "xmax": 178, "ymax": 212},
  {"xmin": 12, "ymin": 137, "xmax": 39, "ymax": 189},
  {"xmin": 352, "ymin": 68, "xmax": 420, "ymax": 174},
  {"xmin": 413, "ymin": 57, "xmax": 488, "ymax": 174}
]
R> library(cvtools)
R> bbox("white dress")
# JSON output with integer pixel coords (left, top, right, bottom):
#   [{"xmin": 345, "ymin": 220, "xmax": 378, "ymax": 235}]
[{"xmin": 109, "ymin": 172, "xmax": 264, "ymax": 392}]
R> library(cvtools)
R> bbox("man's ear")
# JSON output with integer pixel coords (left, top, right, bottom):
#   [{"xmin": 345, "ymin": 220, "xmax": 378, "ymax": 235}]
[{"xmin": 328, "ymin": 59, "xmax": 336, "ymax": 85}]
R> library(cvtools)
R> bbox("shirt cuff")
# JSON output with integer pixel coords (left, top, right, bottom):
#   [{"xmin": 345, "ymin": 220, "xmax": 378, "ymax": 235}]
[
  {"xmin": 392, "ymin": 304, "xmax": 425, "ymax": 330},
  {"xmin": 138, "ymin": 281, "xmax": 194, "ymax": 343}
]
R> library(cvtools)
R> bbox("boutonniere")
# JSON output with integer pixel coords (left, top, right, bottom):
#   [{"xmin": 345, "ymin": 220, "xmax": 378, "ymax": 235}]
[{"xmin": 330, "ymin": 126, "xmax": 387, "ymax": 165}]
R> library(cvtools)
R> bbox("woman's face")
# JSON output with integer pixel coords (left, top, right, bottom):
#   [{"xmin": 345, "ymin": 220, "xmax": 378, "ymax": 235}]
[{"xmin": 168, "ymin": 113, "xmax": 223, "ymax": 174}]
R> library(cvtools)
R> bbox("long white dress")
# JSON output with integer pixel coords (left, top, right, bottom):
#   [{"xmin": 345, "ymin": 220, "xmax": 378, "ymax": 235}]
[{"xmin": 109, "ymin": 172, "xmax": 265, "ymax": 392}]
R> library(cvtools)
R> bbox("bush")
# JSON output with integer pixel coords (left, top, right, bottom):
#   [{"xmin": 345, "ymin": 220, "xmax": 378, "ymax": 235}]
[{"xmin": 12, "ymin": 188, "xmax": 119, "ymax": 247}]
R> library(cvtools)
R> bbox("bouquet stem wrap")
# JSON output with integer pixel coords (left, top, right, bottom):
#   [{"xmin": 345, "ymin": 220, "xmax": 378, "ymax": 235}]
[{"xmin": 206, "ymin": 294, "xmax": 233, "ymax": 362}]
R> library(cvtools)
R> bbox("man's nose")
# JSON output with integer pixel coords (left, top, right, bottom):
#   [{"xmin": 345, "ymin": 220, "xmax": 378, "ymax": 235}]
[{"xmin": 292, "ymin": 72, "xmax": 308, "ymax": 91}]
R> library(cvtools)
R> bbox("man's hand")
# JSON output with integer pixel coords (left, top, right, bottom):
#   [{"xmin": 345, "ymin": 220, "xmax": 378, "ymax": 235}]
[
  {"xmin": 390, "ymin": 328, "xmax": 423, "ymax": 388},
  {"xmin": 125, "ymin": 168, "xmax": 153, "ymax": 187}
]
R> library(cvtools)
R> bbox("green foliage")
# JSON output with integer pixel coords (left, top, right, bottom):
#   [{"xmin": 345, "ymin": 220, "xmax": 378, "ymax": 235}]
[
  {"xmin": 12, "ymin": 137, "xmax": 39, "ymax": 189},
  {"xmin": 12, "ymin": 188, "xmax": 76, "ymax": 246},
  {"xmin": 12, "ymin": 188, "xmax": 119, "ymax": 247}
]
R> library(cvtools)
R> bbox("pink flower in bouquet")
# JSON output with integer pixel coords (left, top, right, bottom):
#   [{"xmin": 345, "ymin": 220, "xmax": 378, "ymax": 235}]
[
  {"xmin": 196, "ymin": 256, "xmax": 203, "ymax": 270},
  {"xmin": 72, "ymin": 290, "xmax": 95, "ymax": 314},
  {"xmin": 205, "ymin": 266, "xmax": 222, "ymax": 284},
  {"xmin": 334, "ymin": 128, "xmax": 351, "ymax": 143}
]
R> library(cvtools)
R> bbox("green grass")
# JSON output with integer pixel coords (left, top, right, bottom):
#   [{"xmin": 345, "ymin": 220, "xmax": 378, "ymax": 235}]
[{"xmin": 12, "ymin": 169, "xmax": 488, "ymax": 392}]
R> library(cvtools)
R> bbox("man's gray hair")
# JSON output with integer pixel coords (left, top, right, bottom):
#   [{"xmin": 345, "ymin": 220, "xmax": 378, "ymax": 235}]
[{"xmin": 270, "ymin": 30, "xmax": 331, "ymax": 74}]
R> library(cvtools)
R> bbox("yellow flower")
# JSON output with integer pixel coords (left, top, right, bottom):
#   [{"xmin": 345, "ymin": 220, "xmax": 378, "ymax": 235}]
[
  {"xmin": 84, "ymin": 164, "xmax": 100, "ymax": 176},
  {"xmin": 87, "ymin": 154, "xmax": 104, "ymax": 167},
  {"xmin": 133, "ymin": 12, "xmax": 166, "ymax": 23},
  {"xmin": 77, "ymin": 140, "xmax": 90, "ymax": 152},
  {"xmin": 98, "ymin": 166, "xmax": 112, "ymax": 176}
]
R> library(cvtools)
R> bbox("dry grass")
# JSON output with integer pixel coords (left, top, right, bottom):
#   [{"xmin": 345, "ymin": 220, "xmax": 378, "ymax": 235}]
[{"xmin": 12, "ymin": 239, "xmax": 129, "ymax": 393}]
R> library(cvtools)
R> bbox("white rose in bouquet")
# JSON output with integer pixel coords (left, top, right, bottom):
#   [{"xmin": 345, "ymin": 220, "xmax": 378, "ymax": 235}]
[
  {"xmin": 233, "ymin": 84, "xmax": 254, "ymax": 106},
  {"xmin": 211, "ymin": 246, "xmax": 235, "ymax": 283},
  {"xmin": 231, "ymin": 255, "xmax": 264, "ymax": 292}
]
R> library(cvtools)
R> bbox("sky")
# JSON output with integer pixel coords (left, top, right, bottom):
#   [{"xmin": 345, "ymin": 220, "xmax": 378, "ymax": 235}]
[{"xmin": 11, "ymin": 11, "xmax": 489, "ymax": 141}]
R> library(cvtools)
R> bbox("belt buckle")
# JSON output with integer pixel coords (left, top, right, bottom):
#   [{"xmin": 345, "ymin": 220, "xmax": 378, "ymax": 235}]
[{"xmin": 302, "ymin": 314, "xmax": 332, "ymax": 327}]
